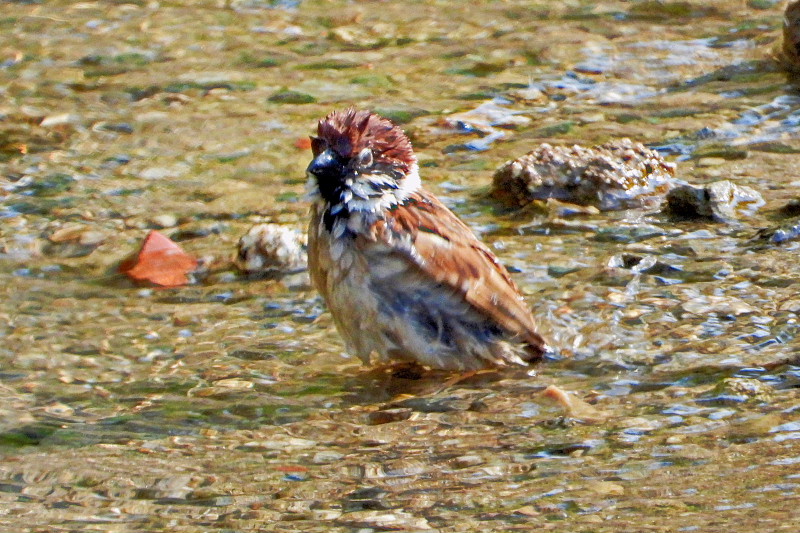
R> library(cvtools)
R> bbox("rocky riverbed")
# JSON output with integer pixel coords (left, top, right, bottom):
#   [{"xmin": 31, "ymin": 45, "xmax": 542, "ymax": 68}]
[{"xmin": 1, "ymin": 1, "xmax": 800, "ymax": 532}]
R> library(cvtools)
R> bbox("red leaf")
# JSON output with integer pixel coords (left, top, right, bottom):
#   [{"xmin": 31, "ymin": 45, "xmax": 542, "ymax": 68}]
[
  {"xmin": 294, "ymin": 137, "xmax": 312, "ymax": 150},
  {"xmin": 119, "ymin": 230, "xmax": 198, "ymax": 287}
]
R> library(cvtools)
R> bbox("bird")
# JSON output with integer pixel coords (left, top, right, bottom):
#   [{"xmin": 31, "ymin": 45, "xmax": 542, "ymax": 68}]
[{"xmin": 305, "ymin": 108, "xmax": 551, "ymax": 371}]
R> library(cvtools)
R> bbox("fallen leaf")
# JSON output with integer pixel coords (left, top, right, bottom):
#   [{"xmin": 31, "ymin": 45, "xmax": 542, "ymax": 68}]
[
  {"xmin": 119, "ymin": 230, "xmax": 197, "ymax": 287},
  {"xmin": 294, "ymin": 137, "xmax": 312, "ymax": 150}
]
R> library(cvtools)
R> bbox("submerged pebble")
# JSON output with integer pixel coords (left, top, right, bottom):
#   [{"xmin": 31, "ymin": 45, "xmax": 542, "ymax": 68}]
[
  {"xmin": 709, "ymin": 378, "xmax": 774, "ymax": 403},
  {"xmin": 491, "ymin": 139, "xmax": 677, "ymax": 210},
  {"xmin": 44, "ymin": 224, "xmax": 107, "ymax": 257},
  {"xmin": 665, "ymin": 181, "xmax": 765, "ymax": 222},
  {"xmin": 149, "ymin": 214, "xmax": 179, "ymax": 229},
  {"xmin": 754, "ymin": 216, "xmax": 800, "ymax": 244}
]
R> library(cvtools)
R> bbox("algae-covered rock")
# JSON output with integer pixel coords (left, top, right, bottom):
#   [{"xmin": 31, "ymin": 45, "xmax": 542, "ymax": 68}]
[{"xmin": 492, "ymin": 139, "xmax": 677, "ymax": 211}]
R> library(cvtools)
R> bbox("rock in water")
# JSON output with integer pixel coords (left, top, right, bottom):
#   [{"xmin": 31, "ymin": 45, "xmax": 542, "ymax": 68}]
[
  {"xmin": 492, "ymin": 139, "xmax": 677, "ymax": 210},
  {"xmin": 665, "ymin": 181, "xmax": 764, "ymax": 223},
  {"xmin": 236, "ymin": 223, "xmax": 307, "ymax": 275}
]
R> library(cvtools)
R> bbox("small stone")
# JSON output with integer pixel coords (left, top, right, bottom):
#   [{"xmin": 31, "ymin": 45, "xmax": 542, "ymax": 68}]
[
  {"xmin": 695, "ymin": 157, "xmax": 726, "ymax": 167},
  {"xmin": 134, "ymin": 111, "xmax": 169, "ymax": 123},
  {"xmin": 139, "ymin": 164, "xmax": 189, "ymax": 180},
  {"xmin": 213, "ymin": 378, "xmax": 254, "ymax": 390},
  {"xmin": 508, "ymin": 87, "xmax": 546, "ymax": 103},
  {"xmin": 49, "ymin": 225, "xmax": 101, "ymax": 244},
  {"xmin": 585, "ymin": 480, "xmax": 625, "ymax": 496},
  {"xmin": 150, "ymin": 214, "xmax": 179, "ymax": 229},
  {"xmin": 78, "ymin": 230, "xmax": 107, "ymax": 246},
  {"xmin": 779, "ymin": 299, "xmax": 800, "ymax": 312},
  {"xmin": 711, "ymin": 378, "xmax": 773, "ymax": 402},
  {"xmin": 46, "ymin": 225, "xmax": 106, "ymax": 256},
  {"xmin": 452, "ymin": 454, "xmax": 485, "ymax": 468},
  {"xmin": 329, "ymin": 26, "xmax": 390, "ymax": 49},
  {"xmin": 40, "ymin": 113, "xmax": 80, "ymax": 128},
  {"xmin": 43, "ymin": 402, "xmax": 75, "ymax": 417},
  {"xmin": 728, "ymin": 413, "xmax": 782, "ymax": 439},
  {"xmin": 682, "ymin": 295, "xmax": 755, "ymax": 316},
  {"xmin": 236, "ymin": 223, "xmax": 307, "ymax": 275},
  {"xmin": 779, "ymin": 198, "xmax": 800, "ymax": 217},
  {"xmin": 340, "ymin": 510, "xmax": 431, "ymax": 530},
  {"xmin": 665, "ymin": 180, "xmax": 764, "ymax": 222},
  {"xmin": 240, "ymin": 437, "xmax": 317, "ymax": 450},
  {"xmin": 546, "ymin": 198, "xmax": 600, "ymax": 218},
  {"xmin": 577, "ymin": 112, "xmax": 606, "ymax": 124},
  {"xmin": 311, "ymin": 509, "xmax": 343, "ymax": 520},
  {"xmin": 312, "ymin": 451, "xmax": 344, "ymax": 464},
  {"xmin": 443, "ymin": 100, "xmax": 531, "ymax": 134},
  {"xmin": 513, "ymin": 505, "xmax": 541, "ymax": 517},
  {"xmin": 754, "ymin": 218, "xmax": 800, "ymax": 245},
  {"xmin": 607, "ymin": 253, "xmax": 682, "ymax": 276}
]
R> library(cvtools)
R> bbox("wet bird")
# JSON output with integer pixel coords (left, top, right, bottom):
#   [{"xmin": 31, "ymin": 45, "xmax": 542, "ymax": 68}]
[{"xmin": 305, "ymin": 109, "xmax": 550, "ymax": 371}]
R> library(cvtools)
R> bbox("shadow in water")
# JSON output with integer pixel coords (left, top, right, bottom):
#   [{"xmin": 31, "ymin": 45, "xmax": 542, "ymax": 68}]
[{"xmin": 337, "ymin": 363, "xmax": 544, "ymax": 407}]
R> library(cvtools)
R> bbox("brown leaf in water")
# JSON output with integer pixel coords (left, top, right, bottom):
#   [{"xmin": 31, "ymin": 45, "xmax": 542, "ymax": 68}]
[{"xmin": 119, "ymin": 230, "xmax": 197, "ymax": 287}]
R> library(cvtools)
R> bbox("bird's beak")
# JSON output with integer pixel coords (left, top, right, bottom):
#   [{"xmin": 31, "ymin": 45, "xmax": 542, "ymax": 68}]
[{"xmin": 307, "ymin": 149, "xmax": 345, "ymax": 180}]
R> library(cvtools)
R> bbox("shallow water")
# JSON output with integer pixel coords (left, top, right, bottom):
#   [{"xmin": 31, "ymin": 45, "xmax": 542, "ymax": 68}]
[{"xmin": 1, "ymin": 1, "xmax": 800, "ymax": 531}]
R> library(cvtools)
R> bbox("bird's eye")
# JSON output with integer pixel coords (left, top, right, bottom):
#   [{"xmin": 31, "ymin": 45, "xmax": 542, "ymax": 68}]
[{"xmin": 356, "ymin": 147, "xmax": 373, "ymax": 168}]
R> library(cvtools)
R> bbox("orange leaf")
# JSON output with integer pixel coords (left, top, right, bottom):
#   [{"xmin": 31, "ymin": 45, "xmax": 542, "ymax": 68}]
[
  {"xmin": 294, "ymin": 137, "xmax": 312, "ymax": 150},
  {"xmin": 119, "ymin": 230, "xmax": 197, "ymax": 287}
]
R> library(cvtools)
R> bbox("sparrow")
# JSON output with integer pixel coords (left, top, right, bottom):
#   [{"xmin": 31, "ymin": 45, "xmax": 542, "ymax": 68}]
[{"xmin": 305, "ymin": 109, "xmax": 551, "ymax": 371}]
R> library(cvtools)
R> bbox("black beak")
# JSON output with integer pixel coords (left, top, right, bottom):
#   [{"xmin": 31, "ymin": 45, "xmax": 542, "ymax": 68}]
[{"xmin": 307, "ymin": 150, "xmax": 346, "ymax": 180}]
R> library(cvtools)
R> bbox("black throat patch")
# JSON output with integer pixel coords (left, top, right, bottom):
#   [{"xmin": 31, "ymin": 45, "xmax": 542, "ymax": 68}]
[{"xmin": 322, "ymin": 203, "xmax": 349, "ymax": 232}]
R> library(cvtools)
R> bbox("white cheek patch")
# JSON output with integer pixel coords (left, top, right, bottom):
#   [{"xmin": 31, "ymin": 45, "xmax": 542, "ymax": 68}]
[{"xmin": 343, "ymin": 163, "xmax": 422, "ymax": 215}]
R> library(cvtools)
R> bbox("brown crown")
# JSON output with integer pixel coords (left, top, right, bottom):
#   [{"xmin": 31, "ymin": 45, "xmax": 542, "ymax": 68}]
[{"xmin": 314, "ymin": 109, "xmax": 416, "ymax": 172}]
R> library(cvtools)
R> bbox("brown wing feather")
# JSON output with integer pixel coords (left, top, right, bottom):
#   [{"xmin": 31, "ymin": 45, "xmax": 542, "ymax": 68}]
[{"xmin": 372, "ymin": 189, "xmax": 548, "ymax": 359}]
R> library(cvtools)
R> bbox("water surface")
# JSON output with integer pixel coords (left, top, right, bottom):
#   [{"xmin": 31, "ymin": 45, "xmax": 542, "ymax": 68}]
[{"xmin": 1, "ymin": 1, "xmax": 799, "ymax": 531}]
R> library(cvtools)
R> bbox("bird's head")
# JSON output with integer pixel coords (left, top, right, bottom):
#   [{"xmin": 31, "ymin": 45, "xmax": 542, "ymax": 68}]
[{"xmin": 306, "ymin": 109, "xmax": 420, "ymax": 215}]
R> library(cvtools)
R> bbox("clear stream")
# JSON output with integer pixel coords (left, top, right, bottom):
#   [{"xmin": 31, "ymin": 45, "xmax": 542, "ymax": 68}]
[{"xmin": 1, "ymin": 1, "xmax": 799, "ymax": 531}]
